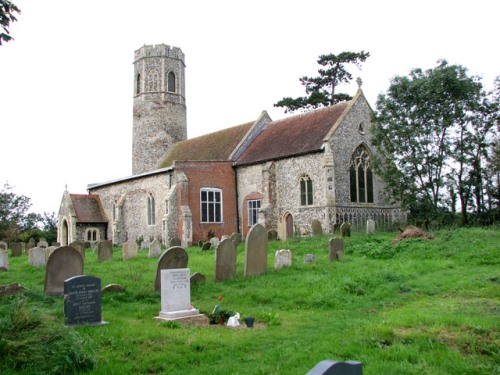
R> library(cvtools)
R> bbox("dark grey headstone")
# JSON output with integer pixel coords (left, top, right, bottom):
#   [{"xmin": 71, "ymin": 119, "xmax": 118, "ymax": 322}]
[
  {"xmin": 229, "ymin": 232, "xmax": 242, "ymax": 247},
  {"xmin": 311, "ymin": 220, "xmax": 323, "ymax": 236},
  {"xmin": 267, "ymin": 229, "xmax": 278, "ymax": 241},
  {"xmin": 306, "ymin": 360, "xmax": 363, "ymax": 375},
  {"xmin": 329, "ymin": 238, "xmax": 344, "ymax": 261},
  {"xmin": 333, "ymin": 223, "xmax": 341, "ymax": 234},
  {"xmin": 190, "ymin": 272, "xmax": 206, "ymax": 284},
  {"xmin": 244, "ymin": 224, "xmax": 268, "ymax": 276},
  {"xmin": 215, "ymin": 238, "xmax": 237, "ymax": 282},
  {"xmin": 154, "ymin": 246, "xmax": 188, "ymax": 291},
  {"xmin": 97, "ymin": 240, "xmax": 113, "ymax": 262},
  {"xmin": 170, "ymin": 237, "xmax": 181, "ymax": 247},
  {"xmin": 64, "ymin": 275, "xmax": 106, "ymax": 326},
  {"xmin": 201, "ymin": 242, "xmax": 212, "ymax": 251},
  {"xmin": 9, "ymin": 242, "xmax": 24, "ymax": 256},
  {"xmin": 44, "ymin": 246, "xmax": 84, "ymax": 296},
  {"xmin": 340, "ymin": 222, "xmax": 351, "ymax": 237}
]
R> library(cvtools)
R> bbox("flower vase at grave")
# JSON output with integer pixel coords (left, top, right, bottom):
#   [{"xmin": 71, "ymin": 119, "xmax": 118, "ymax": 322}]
[{"xmin": 244, "ymin": 317, "xmax": 255, "ymax": 328}]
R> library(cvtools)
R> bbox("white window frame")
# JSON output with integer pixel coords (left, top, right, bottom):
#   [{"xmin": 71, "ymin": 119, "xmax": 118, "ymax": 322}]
[
  {"xmin": 247, "ymin": 199, "xmax": 261, "ymax": 227},
  {"xmin": 200, "ymin": 188, "xmax": 223, "ymax": 223}
]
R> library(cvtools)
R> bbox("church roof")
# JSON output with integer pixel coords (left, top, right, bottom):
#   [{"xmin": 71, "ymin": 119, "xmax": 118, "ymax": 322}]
[
  {"xmin": 70, "ymin": 194, "xmax": 108, "ymax": 223},
  {"xmin": 157, "ymin": 121, "xmax": 254, "ymax": 168},
  {"xmin": 235, "ymin": 101, "xmax": 350, "ymax": 166}
]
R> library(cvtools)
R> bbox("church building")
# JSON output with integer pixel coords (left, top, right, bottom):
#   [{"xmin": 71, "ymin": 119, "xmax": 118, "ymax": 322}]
[{"xmin": 58, "ymin": 44, "xmax": 404, "ymax": 247}]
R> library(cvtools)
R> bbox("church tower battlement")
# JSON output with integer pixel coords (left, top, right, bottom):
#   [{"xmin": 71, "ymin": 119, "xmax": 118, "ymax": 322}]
[{"xmin": 132, "ymin": 44, "xmax": 187, "ymax": 175}]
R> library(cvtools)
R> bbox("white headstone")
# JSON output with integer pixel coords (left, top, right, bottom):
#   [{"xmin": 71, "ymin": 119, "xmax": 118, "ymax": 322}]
[
  {"xmin": 0, "ymin": 249, "xmax": 8, "ymax": 271},
  {"xmin": 367, "ymin": 219, "xmax": 375, "ymax": 234},
  {"xmin": 274, "ymin": 249, "xmax": 292, "ymax": 270},
  {"xmin": 148, "ymin": 239, "xmax": 161, "ymax": 258},
  {"xmin": 157, "ymin": 268, "xmax": 200, "ymax": 320},
  {"xmin": 29, "ymin": 247, "xmax": 46, "ymax": 267}
]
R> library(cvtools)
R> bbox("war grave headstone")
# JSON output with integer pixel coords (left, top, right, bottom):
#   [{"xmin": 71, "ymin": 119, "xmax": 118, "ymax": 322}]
[
  {"xmin": 44, "ymin": 246, "xmax": 84, "ymax": 296},
  {"xmin": 366, "ymin": 219, "xmax": 375, "ymax": 234},
  {"xmin": 229, "ymin": 232, "xmax": 242, "ymax": 247},
  {"xmin": 9, "ymin": 242, "xmax": 24, "ymax": 256},
  {"xmin": 267, "ymin": 229, "xmax": 278, "ymax": 241},
  {"xmin": 340, "ymin": 222, "xmax": 351, "ymax": 237},
  {"xmin": 122, "ymin": 240, "xmax": 137, "ymax": 260},
  {"xmin": 304, "ymin": 254, "xmax": 317, "ymax": 263},
  {"xmin": 45, "ymin": 246, "xmax": 58, "ymax": 262},
  {"xmin": 64, "ymin": 275, "xmax": 107, "ymax": 326},
  {"xmin": 329, "ymin": 238, "xmax": 344, "ymax": 261},
  {"xmin": 69, "ymin": 240, "xmax": 86, "ymax": 260},
  {"xmin": 244, "ymin": 223, "xmax": 268, "ymax": 276},
  {"xmin": 154, "ymin": 246, "xmax": 188, "ymax": 291},
  {"xmin": 306, "ymin": 360, "xmax": 363, "ymax": 375},
  {"xmin": 0, "ymin": 249, "xmax": 8, "ymax": 271},
  {"xmin": 156, "ymin": 268, "xmax": 201, "ymax": 320},
  {"xmin": 148, "ymin": 239, "xmax": 161, "ymax": 258},
  {"xmin": 311, "ymin": 220, "xmax": 323, "ymax": 236},
  {"xmin": 215, "ymin": 238, "xmax": 237, "ymax": 282},
  {"xmin": 97, "ymin": 240, "xmax": 113, "ymax": 262},
  {"xmin": 0, "ymin": 241, "xmax": 7, "ymax": 250},
  {"xmin": 28, "ymin": 246, "xmax": 46, "ymax": 267},
  {"xmin": 274, "ymin": 249, "xmax": 292, "ymax": 270},
  {"xmin": 37, "ymin": 239, "xmax": 48, "ymax": 248}
]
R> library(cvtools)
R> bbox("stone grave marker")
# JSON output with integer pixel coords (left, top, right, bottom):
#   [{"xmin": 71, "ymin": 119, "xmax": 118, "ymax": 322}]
[
  {"xmin": 333, "ymin": 223, "xmax": 341, "ymax": 234},
  {"xmin": 221, "ymin": 235, "xmax": 229, "ymax": 242},
  {"xmin": 37, "ymin": 239, "xmax": 48, "ymax": 248},
  {"xmin": 154, "ymin": 246, "xmax": 188, "ymax": 291},
  {"xmin": 0, "ymin": 241, "xmax": 7, "ymax": 250},
  {"xmin": 170, "ymin": 237, "xmax": 181, "ymax": 247},
  {"xmin": 210, "ymin": 237, "xmax": 220, "ymax": 249},
  {"xmin": 27, "ymin": 238, "xmax": 36, "ymax": 253},
  {"xmin": 52, "ymin": 242, "xmax": 61, "ymax": 247},
  {"xmin": 190, "ymin": 272, "xmax": 206, "ymax": 284},
  {"xmin": 229, "ymin": 232, "xmax": 242, "ymax": 247},
  {"xmin": 28, "ymin": 246, "xmax": 46, "ymax": 267},
  {"xmin": 304, "ymin": 254, "xmax": 317, "ymax": 263},
  {"xmin": 84, "ymin": 241, "xmax": 91, "ymax": 248},
  {"xmin": 244, "ymin": 223, "xmax": 268, "ymax": 276},
  {"xmin": 97, "ymin": 240, "xmax": 113, "ymax": 262},
  {"xmin": 367, "ymin": 219, "xmax": 375, "ymax": 234},
  {"xmin": 215, "ymin": 238, "xmax": 237, "ymax": 282},
  {"xmin": 0, "ymin": 283, "xmax": 26, "ymax": 297},
  {"xmin": 311, "ymin": 220, "xmax": 323, "ymax": 236},
  {"xmin": 122, "ymin": 240, "xmax": 137, "ymax": 260},
  {"xmin": 201, "ymin": 242, "xmax": 212, "ymax": 251},
  {"xmin": 306, "ymin": 360, "xmax": 363, "ymax": 375},
  {"xmin": 9, "ymin": 242, "xmax": 24, "ymax": 256},
  {"xmin": 45, "ymin": 246, "xmax": 84, "ymax": 296},
  {"xmin": 329, "ymin": 238, "xmax": 344, "ymax": 261},
  {"xmin": 340, "ymin": 222, "xmax": 351, "ymax": 237},
  {"xmin": 0, "ymin": 249, "xmax": 8, "ymax": 271},
  {"xmin": 156, "ymin": 268, "xmax": 200, "ymax": 320},
  {"xmin": 267, "ymin": 229, "xmax": 278, "ymax": 241},
  {"xmin": 274, "ymin": 249, "xmax": 292, "ymax": 270},
  {"xmin": 141, "ymin": 238, "xmax": 151, "ymax": 250},
  {"xmin": 45, "ymin": 246, "xmax": 58, "ymax": 262},
  {"xmin": 64, "ymin": 275, "xmax": 107, "ymax": 326},
  {"xmin": 148, "ymin": 239, "xmax": 161, "ymax": 258},
  {"xmin": 69, "ymin": 240, "xmax": 86, "ymax": 260}
]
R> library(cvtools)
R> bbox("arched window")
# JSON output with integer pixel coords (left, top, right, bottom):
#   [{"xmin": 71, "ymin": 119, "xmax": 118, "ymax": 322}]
[
  {"xmin": 136, "ymin": 73, "xmax": 141, "ymax": 95},
  {"xmin": 350, "ymin": 145, "xmax": 374, "ymax": 203},
  {"xmin": 148, "ymin": 193, "xmax": 156, "ymax": 225},
  {"xmin": 167, "ymin": 71, "xmax": 176, "ymax": 93},
  {"xmin": 300, "ymin": 174, "xmax": 313, "ymax": 206}
]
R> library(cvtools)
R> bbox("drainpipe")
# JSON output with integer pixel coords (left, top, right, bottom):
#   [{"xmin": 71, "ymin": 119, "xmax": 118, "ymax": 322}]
[{"xmin": 233, "ymin": 166, "xmax": 240, "ymax": 234}]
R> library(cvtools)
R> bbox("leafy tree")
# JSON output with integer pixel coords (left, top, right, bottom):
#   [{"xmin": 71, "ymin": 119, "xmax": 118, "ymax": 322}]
[
  {"xmin": 0, "ymin": 0, "xmax": 20, "ymax": 45},
  {"xmin": 274, "ymin": 51, "xmax": 370, "ymax": 113},
  {"xmin": 0, "ymin": 182, "xmax": 31, "ymax": 240},
  {"xmin": 372, "ymin": 60, "xmax": 499, "ymax": 225}
]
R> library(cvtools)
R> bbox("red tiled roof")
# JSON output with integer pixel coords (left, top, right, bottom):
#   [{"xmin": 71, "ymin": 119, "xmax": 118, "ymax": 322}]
[
  {"xmin": 236, "ymin": 102, "xmax": 349, "ymax": 166},
  {"xmin": 70, "ymin": 194, "xmax": 108, "ymax": 223},
  {"xmin": 158, "ymin": 122, "xmax": 254, "ymax": 168}
]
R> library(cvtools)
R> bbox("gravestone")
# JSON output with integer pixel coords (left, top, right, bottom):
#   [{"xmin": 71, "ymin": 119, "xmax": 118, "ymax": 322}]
[
  {"xmin": 306, "ymin": 360, "xmax": 363, "ymax": 375},
  {"xmin": 10, "ymin": 242, "xmax": 24, "ymax": 256},
  {"xmin": 170, "ymin": 237, "xmax": 181, "ymax": 247},
  {"xmin": 333, "ymin": 223, "xmax": 341, "ymax": 234},
  {"xmin": 44, "ymin": 246, "xmax": 84, "ymax": 296},
  {"xmin": 156, "ymin": 268, "xmax": 201, "ymax": 320},
  {"xmin": 0, "ymin": 241, "xmax": 7, "ymax": 250},
  {"xmin": 27, "ymin": 238, "xmax": 36, "ymax": 253},
  {"xmin": 366, "ymin": 219, "xmax": 375, "ymax": 234},
  {"xmin": 229, "ymin": 232, "xmax": 242, "ymax": 247},
  {"xmin": 0, "ymin": 249, "xmax": 8, "ymax": 271},
  {"xmin": 69, "ymin": 240, "xmax": 86, "ymax": 260},
  {"xmin": 84, "ymin": 241, "xmax": 91, "ymax": 248},
  {"xmin": 304, "ymin": 254, "xmax": 317, "ymax": 263},
  {"xmin": 102, "ymin": 284, "xmax": 126, "ymax": 293},
  {"xmin": 64, "ymin": 275, "xmax": 107, "ymax": 326},
  {"xmin": 52, "ymin": 242, "xmax": 61, "ymax": 247},
  {"xmin": 198, "ymin": 240, "xmax": 204, "ymax": 247},
  {"xmin": 201, "ymin": 242, "xmax": 212, "ymax": 251},
  {"xmin": 37, "ymin": 239, "xmax": 48, "ymax": 248},
  {"xmin": 215, "ymin": 238, "xmax": 237, "ymax": 282},
  {"xmin": 148, "ymin": 239, "xmax": 161, "ymax": 258},
  {"xmin": 97, "ymin": 240, "xmax": 113, "ymax": 262},
  {"xmin": 267, "ymin": 229, "xmax": 278, "ymax": 241},
  {"xmin": 122, "ymin": 240, "xmax": 137, "ymax": 260},
  {"xmin": 154, "ymin": 246, "xmax": 188, "ymax": 291},
  {"xmin": 141, "ymin": 238, "xmax": 151, "ymax": 250},
  {"xmin": 190, "ymin": 272, "xmax": 206, "ymax": 284},
  {"xmin": 329, "ymin": 238, "xmax": 344, "ymax": 261},
  {"xmin": 311, "ymin": 220, "xmax": 323, "ymax": 236},
  {"xmin": 210, "ymin": 237, "xmax": 220, "ymax": 249},
  {"xmin": 340, "ymin": 222, "xmax": 351, "ymax": 237},
  {"xmin": 244, "ymin": 223, "xmax": 268, "ymax": 276},
  {"xmin": 0, "ymin": 283, "xmax": 26, "ymax": 297},
  {"xmin": 221, "ymin": 235, "xmax": 229, "ymax": 242},
  {"xmin": 28, "ymin": 246, "xmax": 46, "ymax": 267},
  {"xmin": 45, "ymin": 246, "xmax": 58, "ymax": 262},
  {"xmin": 274, "ymin": 249, "xmax": 292, "ymax": 270}
]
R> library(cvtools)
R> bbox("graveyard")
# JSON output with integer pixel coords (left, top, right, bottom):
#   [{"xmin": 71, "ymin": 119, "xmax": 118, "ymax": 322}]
[{"xmin": 0, "ymin": 227, "xmax": 498, "ymax": 374}]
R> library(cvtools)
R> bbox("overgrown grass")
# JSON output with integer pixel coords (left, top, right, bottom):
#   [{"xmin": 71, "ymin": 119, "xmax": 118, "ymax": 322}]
[{"xmin": 0, "ymin": 228, "xmax": 498, "ymax": 374}]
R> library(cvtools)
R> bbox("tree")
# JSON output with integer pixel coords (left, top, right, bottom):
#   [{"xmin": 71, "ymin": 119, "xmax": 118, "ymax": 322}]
[
  {"xmin": 372, "ymin": 60, "xmax": 499, "ymax": 225},
  {"xmin": 0, "ymin": 0, "xmax": 20, "ymax": 45},
  {"xmin": 0, "ymin": 182, "xmax": 31, "ymax": 240},
  {"xmin": 274, "ymin": 51, "xmax": 370, "ymax": 113}
]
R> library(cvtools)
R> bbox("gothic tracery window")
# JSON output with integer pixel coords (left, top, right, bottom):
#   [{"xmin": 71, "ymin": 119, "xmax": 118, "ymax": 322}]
[
  {"xmin": 350, "ymin": 145, "xmax": 374, "ymax": 203},
  {"xmin": 300, "ymin": 174, "xmax": 313, "ymax": 206},
  {"xmin": 146, "ymin": 69, "xmax": 160, "ymax": 92}
]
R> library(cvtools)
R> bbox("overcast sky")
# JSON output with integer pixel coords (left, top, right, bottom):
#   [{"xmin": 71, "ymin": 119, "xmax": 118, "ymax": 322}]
[{"xmin": 1, "ymin": 0, "xmax": 498, "ymax": 216}]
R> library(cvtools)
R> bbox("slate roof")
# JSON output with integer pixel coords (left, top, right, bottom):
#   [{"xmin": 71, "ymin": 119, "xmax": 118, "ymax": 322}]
[
  {"xmin": 235, "ymin": 101, "xmax": 350, "ymax": 166},
  {"xmin": 70, "ymin": 194, "xmax": 108, "ymax": 223},
  {"xmin": 157, "ymin": 121, "xmax": 254, "ymax": 168}
]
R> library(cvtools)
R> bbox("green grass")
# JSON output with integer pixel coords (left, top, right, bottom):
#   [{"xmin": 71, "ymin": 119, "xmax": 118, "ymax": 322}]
[{"xmin": 1, "ymin": 227, "xmax": 499, "ymax": 374}]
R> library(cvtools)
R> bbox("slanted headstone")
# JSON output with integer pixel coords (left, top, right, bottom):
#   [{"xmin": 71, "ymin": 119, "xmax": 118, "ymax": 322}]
[
  {"xmin": 102, "ymin": 284, "xmax": 126, "ymax": 293},
  {"xmin": 170, "ymin": 237, "xmax": 181, "ymax": 247},
  {"xmin": 0, "ymin": 241, "xmax": 7, "ymax": 250},
  {"xmin": 340, "ymin": 222, "xmax": 351, "ymax": 237},
  {"xmin": 190, "ymin": 272, "xmax": 206, "ymax": 284},
  {"xmin": 274, "ymin": 249, "xmax": 292, "ymax": 270},
  {"xmin": 306, "ymin": 360, "xmax": 363, "ymax": 375},
  {"xmin": 209, "ymin": 237, "xmax": 220, "ymax": 249},
  {"xmin": 366, "ymin": 219, "xmax": 375, "ymax": 234},
  {"xmin": 45, "ymin": 246, "xmax": 58, "ymax": 262},
  {"xmin": 311, "ymin": 220, "xmax": 323, "ymax": 236},
  {"xmin": 304, "ymin": 254, "xmax": 317, "ymax": 263},
  {"xmin": 0, "ymin": 249, "xmax": 8, "ymax": 271},
  {"xmin": 10, "ymin": 242, "xmax": 23, "ymax": 257},
  {"xmin": 0, "ymin": 283, "xmax": 26, "ymax": 297},
  {"xmin": 229, "ymin": 232, "xmax": 242, "ymax": 247},
  {"xmin": 156, "ymin": 268, "xmax": 200, "ymax": 320},
  {"xmin": 96, "ymin": 240, "xmax": 113, "ymax": 262},
  {"xmin": 267, "ymin": 229, "xmax": 278, "ymax": 241},
  {"xmin": 201, "ymin": 242, "xmax": 212, "ymax": 251},
  {"xmin": 148, "ymin": 239, "xmax": 161, "ymax": 258},
  {"xmin": 37, "ymin": 239, "xmax": 48, "ymax": 248},
  {"xmin": 154, "ymin": 246, "xmax": 188, "ymax": 291},
  {"xmin": 64, "ymin": 275, "xmax": 107, "ymax": 326},
  {"xmin": 221, "ymin": 235, "xmax": 229, "ymax": 242},
  {"xmin": 44, "ymin": 246, "xmax": 84, "ymax": 296},
  {"xmin": 244, "ymin": 223, "xmax": 268, "ymax": 276},
  {"xmin": 122, "ymin": 240, "xmax": 137, "ymax": 260},
  {"xmin": 28, "ymin": 246, "xmax": 46, "ymax": 267},
  {"xmin": 329, "ymin": 238, "xmax": 344, "ymax": 261},
  {"xmin": 215, "ymin": 238, "xmax": 237, "ymax": 282}
]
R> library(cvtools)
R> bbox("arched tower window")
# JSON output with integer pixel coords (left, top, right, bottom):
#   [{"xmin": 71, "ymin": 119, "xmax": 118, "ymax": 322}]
[
  {"xmin": 167, "ymin": 71, "xmax": 176, "ymax": 93},
  {"xmin": 350, "ymin": 145, "xmax": 374, "ymax": 203},
  {"xmin": 147, "ymin": 193, "xmax": 156, "ymax": 225},
  {"xmin": 300, "ymin": 174, "xmax": 313, "ymax": 206},
  {"xmin": 136, "ymin": 73, "xmax": 141, "ymax": 95},
  {"xmin": 146, "ymin": 69, "xmax": 160, "ymax": 92}
]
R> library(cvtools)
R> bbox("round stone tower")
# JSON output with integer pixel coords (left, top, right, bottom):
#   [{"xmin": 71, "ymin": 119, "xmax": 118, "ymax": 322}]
[{"xmin": 132, "ymin": 44, "xmax": 187, "ymax": 175}]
